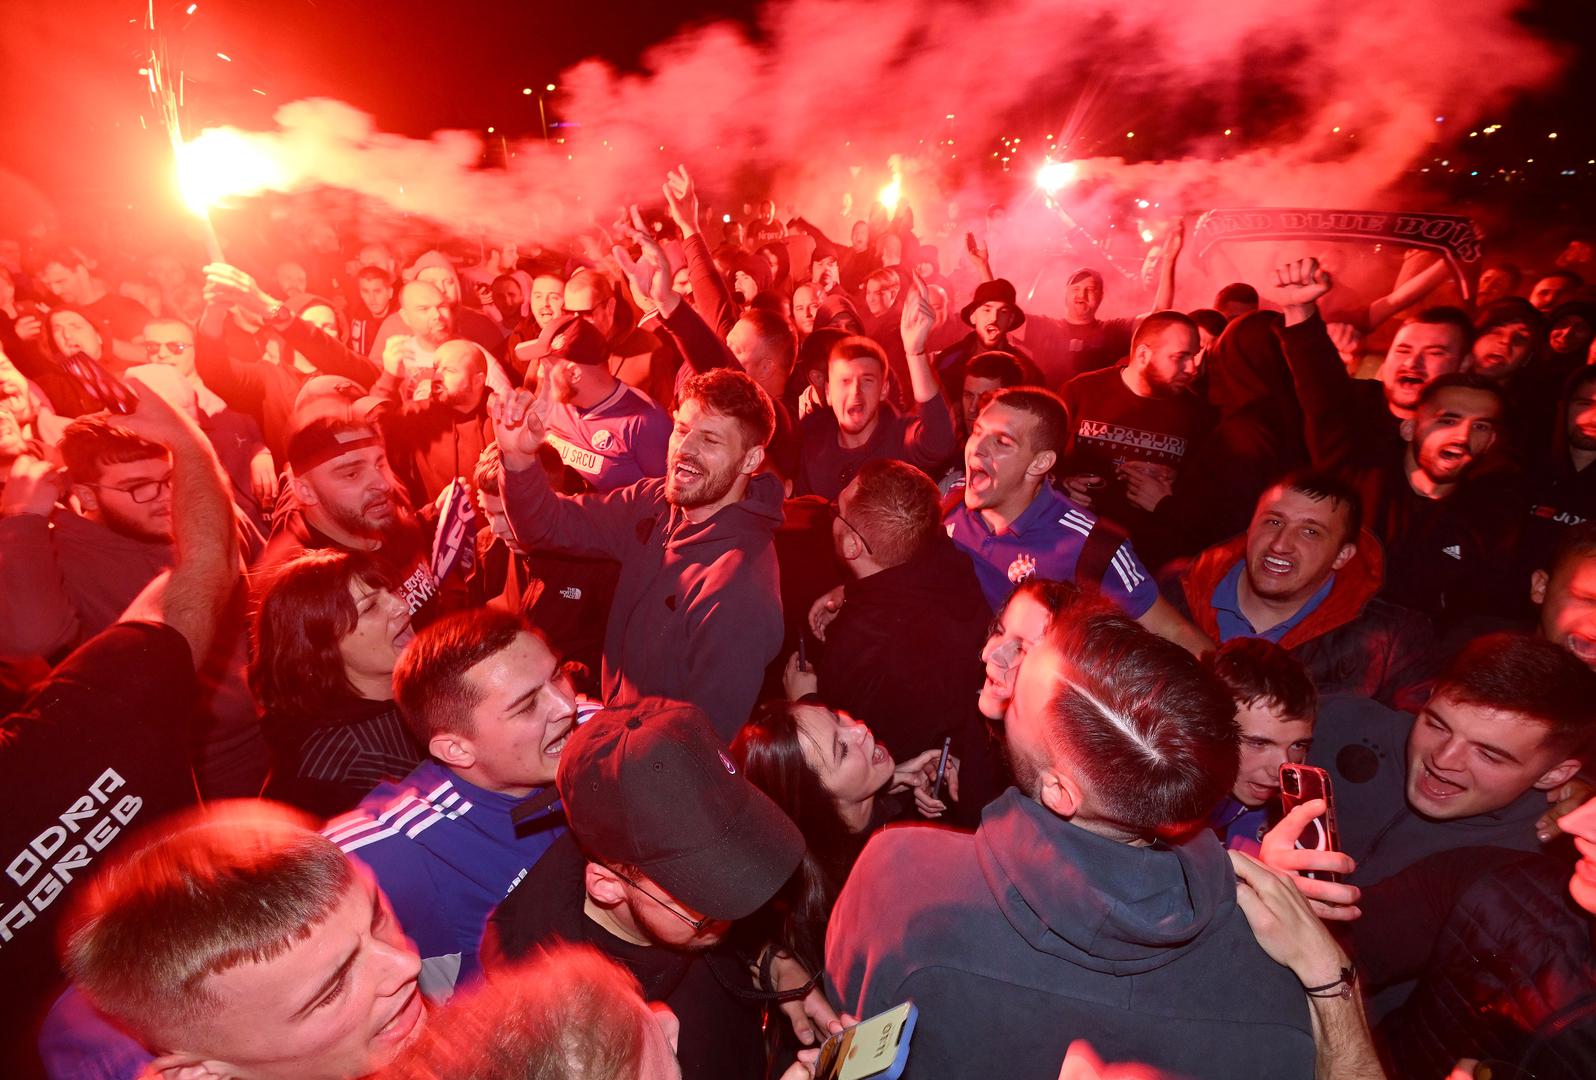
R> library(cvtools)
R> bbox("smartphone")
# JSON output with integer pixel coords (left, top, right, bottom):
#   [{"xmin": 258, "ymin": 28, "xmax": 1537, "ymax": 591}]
[
  {"xmin": 931, "ymin": 737, "xmax": 952, "ymax": 803},
  {"xmin": 1278, "ymin": 764, "xmax": 1341, "ymax": 882},
  {"xmin": 813, "ymin": 1002, "xmax": 918, "ymax": 1080}
]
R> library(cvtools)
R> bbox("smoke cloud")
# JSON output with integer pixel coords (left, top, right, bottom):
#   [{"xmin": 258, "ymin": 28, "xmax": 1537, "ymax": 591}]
[{"xmin": 186, "ymin": 0, "xmax": 1562, "ymax": 291}]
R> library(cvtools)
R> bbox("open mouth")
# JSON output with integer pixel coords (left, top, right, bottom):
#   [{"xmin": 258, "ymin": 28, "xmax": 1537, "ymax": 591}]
[
  {"xmin": 1260, "ymin": 554, "xmax": 1294, "ymax": 576},
  {"xmin": 670, "ymin": 459, "xmax": 704, "ymax": 485},
  {"xmin": 543, "ymin": 713, "xmax": 576, "ymax": 758},
  {"xmin": 1436, "ymin": 445, "xmax": 1471, "ymax": 465},
  {"xmin": 375, "ymin": 984, "xmax": 423, "ymax": 1046},
  {"xmin": 1416, "ymin": 762, "xmax": 1464, "ymax": 802},
  {"xmin": 1246, "ymin": 780, "xmax": 1277, "ymax": 801},
  {"xmin": 1565, "ymin": 634, "xmax": 1596, "ymax": 663},
  {"xmin": 392, "ymin": 623, "xmax": 415, "ymax": 650},
  {"xmin": 1396, "ymin": 373, "xmax": 1425, "ymax": 388}
]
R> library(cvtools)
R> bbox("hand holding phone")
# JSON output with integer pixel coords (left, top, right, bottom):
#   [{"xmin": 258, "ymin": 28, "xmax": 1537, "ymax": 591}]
[
  {"xmin": 813, "ymin": 1002, "xmax": 918, "ymax": 1080},
  {"xmin": 1277, "ymin": 765, "xmax": 1341, "ymax": 883}
]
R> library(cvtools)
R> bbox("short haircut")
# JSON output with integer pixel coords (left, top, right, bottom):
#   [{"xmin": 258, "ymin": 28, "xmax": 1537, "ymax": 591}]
[
  {"xmin": 842, "ymin": 460, "xmax": 941, "ymax": 568},
  {"xmin": 355, "ymin": 265, "xmax": 393, "ymax": 285},
  {"xmin": 1038, "ymin": 608, "xmax": 1240, "ymax": 836},
  {"xmin": 1417, "ymin": 372, "xmax": 1506, "ymax": 413},
  {"xmin": 966, "ymin": 351, "xmax": 1026, "ymax": 386},
  {"xmin": 251, "ymin": 551, "xmax": 397, "ymax": 718},
  {"xmin": 1540, "ymin": 269, "xmax": 1585, "ymax": 290},
  {"xmin": 1187, "ymin": 308, "xmax": 1229, "ymax": 338},
  {"xmin": 1405, "ymin": 305, "xmax": 1475, "ymax": 353},
  {"xmin": 1269, "ymin": 468, "xmax": 1363, "ymax": 545},
  {"xmin": 564, "ymin": 267, "xmax": 614, "ymax": 309},
  {"xmin": 738, "ymin": 307, "xmax": 797, "ymax": 378},
  {"xmin": 863, "ymin": 267, "xmax": 902, "ymax": 293},
  {"xmin": 58, "ymin": 417, "xmax": 166, "ymax": 485},
  {"xmin": 383, "ymin": 944, "xmax": 644, "ymax": 1080},
  {"xmin": 1474, "ymin": 297, "xmax": 1545, "ymax": 337},
  {"xmin": 1546, "ymin": 522, "xmax": 1596, "ymax": 581},
  {"xmin": 62, "ymin": 802, "xmax": 353, "ymax": 1047},
  {"xmin": 986, "ymin": 386, "xmax": 1069, "ymax": 461},
  {"xmin": 1434, "ymin": 632, "xmax": 1596, "ymax": 758},
  {"xmin": 828, "ymin": 334, "xmax": 888, "ymax": 376},
  {"xmin": 680, "ymin": 367, "xmax": 776, "ymax": 450},
  {"xmin": 394, "ymin": 608, "xmax": 528, "ymax": 743},
  {"xmin": 473, "ymin": 441, "xmax": 505, "ymax": 497},
  {"xmin": 1215, "ymin": 283, "xmax": 1259, "ymax": 308},
  {"xmin": 1131, "ymin": 310, "xmax": 1197, "ymax": 353},
  {"xmin": 29, "ymin": 243, "xmax": 88, "ymax": 274},
  {"xmin": 1203, "ymin": 638, "xmax": 1318, "ymax": 722}
]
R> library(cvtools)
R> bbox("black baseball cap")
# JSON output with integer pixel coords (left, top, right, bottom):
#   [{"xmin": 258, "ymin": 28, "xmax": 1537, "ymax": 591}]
[
  {"xmin": 534, "ymin": 313, "xmax": 610, "ymax": 367},
  {"xmin": 556, "ymin": 698, "xmax": 804, "ymax": 922}
]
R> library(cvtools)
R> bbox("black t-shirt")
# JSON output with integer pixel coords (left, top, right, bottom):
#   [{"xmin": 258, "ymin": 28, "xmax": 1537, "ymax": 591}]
[
  {"xmin": 0, "ymin": 622, "xmax": 198, "ymax": 1079},
  {"xmin": 1059, "ymin": 364, "xmax": 1211, "ymax": 530},
  {"xmin": 487, "ymin": 835, "xmax": 767, "ymax": 1080}
]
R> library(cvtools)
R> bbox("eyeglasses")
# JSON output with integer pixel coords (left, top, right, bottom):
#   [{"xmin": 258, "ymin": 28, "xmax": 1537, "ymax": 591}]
[
  {"xmin": 608, "ymin": 867, "xmax": 712, "ymax": 932},
  {"xmin": 142, "ymin": 340, "xmax": 191, "ymax": 356},
  {"xmin": 90, "ymin": 474, "xmax": 172, "ymax": 504},
  {"xmin": 829, "ymin": 502, "xmax": 874, "ymax": 556}
]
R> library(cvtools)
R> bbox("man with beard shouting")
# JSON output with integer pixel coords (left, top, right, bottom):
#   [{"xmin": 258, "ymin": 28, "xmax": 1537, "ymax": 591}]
[
  {"xmin": 256, "ymin": 417, "xmax": 445, "ymax": 621},
  {"xmin": 490, "ymin": 367, "xmax": 782, "ymax": 742}
]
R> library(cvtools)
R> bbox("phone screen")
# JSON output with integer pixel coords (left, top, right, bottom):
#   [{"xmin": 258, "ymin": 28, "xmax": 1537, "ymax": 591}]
[{"xmin": 814, "ymin": 1002, "xmax": 917, "ymax": 1080}]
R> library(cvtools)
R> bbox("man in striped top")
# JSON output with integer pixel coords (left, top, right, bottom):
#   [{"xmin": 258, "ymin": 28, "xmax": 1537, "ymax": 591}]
[{"xmin": 323, "ymin": 608, "xmax": 575, "ymax": 1002}]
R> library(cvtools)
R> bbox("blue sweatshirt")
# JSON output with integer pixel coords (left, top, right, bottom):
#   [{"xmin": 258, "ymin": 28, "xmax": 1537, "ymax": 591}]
[{"xmin": 324, "ymin": 760, "xmax": 565, "ymax": 1000}]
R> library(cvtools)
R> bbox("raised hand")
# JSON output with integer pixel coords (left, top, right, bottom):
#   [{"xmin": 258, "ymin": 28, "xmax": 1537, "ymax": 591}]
[
  {"xmin": 807, "ymin": 585, "xmax": 846, "ymax": 641},
  {"xmin": 612, "ymin": 204, "xmax": 679, "ymax": 316},
  {"xmin": 1229, "ymin": 850, "xmax": 1354, "ymax": 988},
  {"xmin": 202, "ymin": 263, "xmax": 280, "ymax": 318},
  {"xmin": 1272, "ymin": 257, "xmax": 1333, "ymax": 310},
  {"xmin": 662, "ymin": 165, "xmax": 701, "ymax": 237},
  {"xmin": 1258, "ymin": 798, "xmax": 1362, "ymax": 921},
  {"xmin": 900, "ymin": 269, "xmax": 936, "ymax": 356},
  {"xmin": 488, "ymin": 387, "xmax": 548, "ymax": 472}
]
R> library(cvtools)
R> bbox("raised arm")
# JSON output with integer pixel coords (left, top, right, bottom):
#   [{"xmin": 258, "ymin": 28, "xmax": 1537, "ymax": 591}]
[
  {"xmin": 1367, "ymin": 250, "xmax": 1451, "ymax": 330},
  {"xmin": 1150, "ymin": 219, "xmax": 1184, "ymax": 313},
  {"xmin": 1271, "ymin": 258, "xmax": 1362, "ymax": 470},
  {"xmin": 114, "ymin": 375, "xmax": 242, "ymax": 661},
  {"xmin": 662, "ymin": 166, "xmax": 739, "ymax": 338},
  {"xmin": 898, "ymin": 272, "xmax": 957, "ymax": 466},
  {"xmin": 204, "ymin": 262, "xmax": 377, "ymax": 386}
]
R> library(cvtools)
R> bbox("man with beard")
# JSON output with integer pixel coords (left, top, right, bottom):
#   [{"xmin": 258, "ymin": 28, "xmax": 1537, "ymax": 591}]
[
  {"xmin": 33, "ymin": 245, "xmax": 151, "ymax": 367},
  {"xmin": 932, "ymin": 278, "xmax": 1039, "ymax": 402},
  {"xmin": 535, "ymin": 314, "xmax": 670, "ymax": 494},
  {"xmin": 258, "ymin": 418, "xmax": 443, "ymax": 620},
  {"xmin": 825, "ymin": 604, "xmax": 1319, "ymax": 1080},
  {"xmin": 490, "ymin": 368, "xmax": 782, "ymax": 741},
  {"xmin": 374, "ymin": 337, "xmax": 494, "ymax": 507},
  {"xmin": 0, "ymin": 404, "xmax": 267, "ymax": 797},
  {"xmin": 1271, "ymin": 257, "xmax": 1473, "ymax": 467},
  {"xmin": 1059, "ymin": 311, "xmax": 1212, "ymax": 551},
  {"xmin": 1015, "ymin": 268, "xmax": 1135, "ymax": 385},
  {"xmin": 325, "ymin": 610, "xmax": 572, "ymax": 1002},
  {"xmin": 384, "ymin": 281, "xmax": 457, "ymax": 391}
]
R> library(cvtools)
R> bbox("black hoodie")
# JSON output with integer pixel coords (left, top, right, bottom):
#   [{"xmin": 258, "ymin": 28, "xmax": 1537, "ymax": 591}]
[{"xmin": 826, "ymin": 790, "xmax": 1316, "ymax": 1080}]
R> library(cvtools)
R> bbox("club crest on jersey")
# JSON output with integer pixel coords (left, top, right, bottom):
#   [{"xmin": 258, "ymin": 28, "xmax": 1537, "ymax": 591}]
[
  {"xmin": 1007, "ymin": 553, "xmax": 1038, "ymax": 584},
  {"xmin": 591, "ymin": 429, "xmax": 615, "ymax": 451}
]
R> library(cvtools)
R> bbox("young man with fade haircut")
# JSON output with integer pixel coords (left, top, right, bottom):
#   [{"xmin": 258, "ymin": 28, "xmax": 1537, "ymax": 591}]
[
  {"xmin": 324, "ymin": 608, "xmax": 573, "ymax": 1002},
  {"xmin": 945, "ymin": 385, "xmax": 1212, "ymax": 655},
  {"xmin": 490, "ymin": 368, "xmax": 783, "ymax": 741},
  {"xmin": 1532, "ymin": 521, "xmax": 1596, "ymax": 668},
  {"xmin": 1203, "ymin": 638, "xmax": 1319, "ymax": 856},
  {"xmin": 1267, "ymin": 254, "xmax": 1474, "ymax": 465},
  {"xmin": 1059, "ymin": 309, "xmax": 1212, "ymax": 549},
  {"xmin": 825, "ymin": 603, "xmax": 1317, "ymax": 1079},
  {"xmin": 484, "ymin": 698, "xmax": 807, "ymax": 1080},
  {"xmin": 52, "ymin": 802, "xmax": 427, "ymax": 1080},
  {"xmin": 1174, "ymin": 470, "xmax": 1436, "ymax": 706},
  {"xmin": 0, "ymin": 379, "xmax": 241, "ymax": 1077},
  {"xmin": 256, "ymin": 417, "xmax": 444, "ymax": 620},
  {"xmin": 350, "ymin": 265, "xmax": 395, "ymax": 358},
  {"xmin": 795, "ymin": 280, "xmax": 956, "ymax": 501}
]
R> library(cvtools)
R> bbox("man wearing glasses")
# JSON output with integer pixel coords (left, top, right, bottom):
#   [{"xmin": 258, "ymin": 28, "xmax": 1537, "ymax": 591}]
[{"xmin": 485, "ymin": 698, "xmax": 808, "ymax": 1080}]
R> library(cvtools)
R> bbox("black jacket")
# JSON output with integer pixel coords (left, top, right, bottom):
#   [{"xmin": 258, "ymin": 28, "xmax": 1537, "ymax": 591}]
[{"xmin": 815, "ymin": 537, "xmax": 1004, "ymax": 823}]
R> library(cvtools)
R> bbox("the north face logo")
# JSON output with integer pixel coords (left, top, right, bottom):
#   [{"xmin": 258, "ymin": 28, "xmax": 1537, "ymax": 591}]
[{"xmin": 1442, "ymin": 545, "xmax": 1462, "ymax": 560}]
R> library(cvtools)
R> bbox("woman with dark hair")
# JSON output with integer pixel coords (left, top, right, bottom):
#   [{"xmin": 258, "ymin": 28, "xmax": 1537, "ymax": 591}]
[
  {"xmin": 731, "ymin": 699, "xmax": 955, "ymax": 978},
  {"xmin": 250, "ymin": 549, "xmax": 425, "ymax": 817}
]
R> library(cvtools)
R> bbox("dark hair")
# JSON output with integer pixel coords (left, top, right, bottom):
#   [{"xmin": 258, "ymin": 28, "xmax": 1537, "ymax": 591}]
[
  {"xmin": 732, "ymin": 702, "xmax": 867, "ymax": 975},
  {"xmin": 250, "ymin": 551, "xmax": 396, "ymax": 718},
  {"xmin": 29, "ymin": 243, "xmax": 89, "ymax": 275},
  {"xmin": 1474, "ymin": 297, "xmax": 1546, "ymax": 337},
  {"xmin": 1417, "ymin": 372, "xmax": 1506, "ymax": 412},
  {"xmin": 966, "ymin": 351, "xmax": 1026, "ymax": 387},
  {"xmin": 986, "ymin": 386, "xmax": 1070, "ymax": 462},
  {"xmin": 1203, "ymin": 638, "xmax": 1317, "ymax": 721},
  {"xmin": 1131, "ymin": 310, "xmax": 1198, "ymax": 353},
  {"xmin": 680, "ymin": 367, "xmax": 776, "ymax": 450},
  {"xmin": 1038, "ymin": 609, "xmax": 1240, "ymax": 836},
  {"xmin": 795, "ymin": 327, "xmax": 850, "ymax": 389},
  {"xmin": 843, "ymin": 460, "xmax": 940, "ymax": 568},
  {"xmin": 42, "ymin": 306, "xmax": 106, "ymax": 359},
  {"xmin": 1215, "ymin": 283, "xmax": 1260, "ymax": 308},
  {"xmin": 394, "ymin": 608, "xmax": 528, "ymax": 743},
  {"xmin": 1406, "ymin": 305, "xmax": 1476, "ymax": 354},
  {"xmin": 1269, "ymin": 468, "xmax": 1364, "ymax": 545},
  {"xmin": 473, "ymin": 442, "xmax": 505, "ymax": 497},
  {"xmin": 1546, "ymin": 522, "xmax": 1596, "ymax": 582},
  {"xmin": 737, "ymin": 307, "xmax": 797, "ymax": 379},
  {"xmin": 1479, "ymin": 261, "xmax": 1522, "ymax": 289},
  {"xmin": 1434, "ymin": 632, "xmax": 1596, "ymax": 758},
  {"xmin": 355, "ymin": 265, "xmax": 392, "ymax": 285},
  {"xmin": 58, "ymin": 417, "xmax": 165, "ymax": 485},
  {"xmin": 1539, "ymin": 269, "xmax": 1585, "ymax": 290},
  {"xmin": 1187, "ymin": 308, "xmax": 1229, "ymax": 338}
]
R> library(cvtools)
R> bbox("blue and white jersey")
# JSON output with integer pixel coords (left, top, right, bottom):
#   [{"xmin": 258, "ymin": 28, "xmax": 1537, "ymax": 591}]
[
  {"xmin": 944, "ymin": 482, "xmax": 1158, "ymax": 616},
  {"xmin": 545, "ymin": 382, "xmax": 671, "ymax": 493},
  {"xmin": 324, "ymin": 759, "xmax": 565, "ymax": 1001}
]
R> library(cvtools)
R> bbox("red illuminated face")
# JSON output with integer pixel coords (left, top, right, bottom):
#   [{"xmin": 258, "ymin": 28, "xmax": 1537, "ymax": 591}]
[
  {"xmin": 1404, "ymin": 387, "xmax": 1499, "ymax": 485},
  {"xmin": 1232, "ymin": 698, "xmax": 1313, "ymax": 808},
  {"xmin": 1380, "ymin": 321, "xmax": 1466, "ymax": 412},
  {"xmin": 1470, "ymin": 322, "xmax": 1534, "ymax": 381},
  {"xmin": 1405, "ymin": 692, "xmax": 1577, "ymax": 820},
  {"xmin": 1534, "ymin": 556, "xmax": 1596, "ymax": 669},
  {"xmin": 828, "ymin": 355, "xmax": 884, "ymax": 437}
]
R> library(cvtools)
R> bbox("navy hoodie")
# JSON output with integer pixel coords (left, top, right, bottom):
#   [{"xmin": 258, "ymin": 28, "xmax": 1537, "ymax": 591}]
[
  {"xmin": 826, "ymin": 790, "xmax": 1315, "ymax": 1080},
  {"xmin": 503, "ymin": 464, "xmax": 784, "ymax": 741}
]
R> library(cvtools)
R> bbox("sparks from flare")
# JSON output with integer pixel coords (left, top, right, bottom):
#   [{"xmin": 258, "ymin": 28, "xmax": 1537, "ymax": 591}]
[{"xmin": 1036, "ymin": 158, "xmax": 1079, "ymax": 196}]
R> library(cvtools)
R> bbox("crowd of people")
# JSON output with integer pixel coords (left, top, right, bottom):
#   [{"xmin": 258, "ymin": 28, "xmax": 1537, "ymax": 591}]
[{"xmin": 2, "ymin": 161, "xmax": 1596, "ymax": 1080}]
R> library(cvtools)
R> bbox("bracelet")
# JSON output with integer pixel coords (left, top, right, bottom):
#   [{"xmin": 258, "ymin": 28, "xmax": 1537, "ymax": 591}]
[{"xmin": 1302, "ymin": 962, "xmax": 1357, "ymax": 999}]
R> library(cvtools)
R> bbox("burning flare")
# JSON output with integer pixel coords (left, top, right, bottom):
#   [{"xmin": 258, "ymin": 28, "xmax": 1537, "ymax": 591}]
[
  {"xmin": 1036, "ymin": 158, "xmax": 1079, "ymax": 197},
  {"xmin": 174, "ymin": 128, "xmax": 289, "ymax": 216}
]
